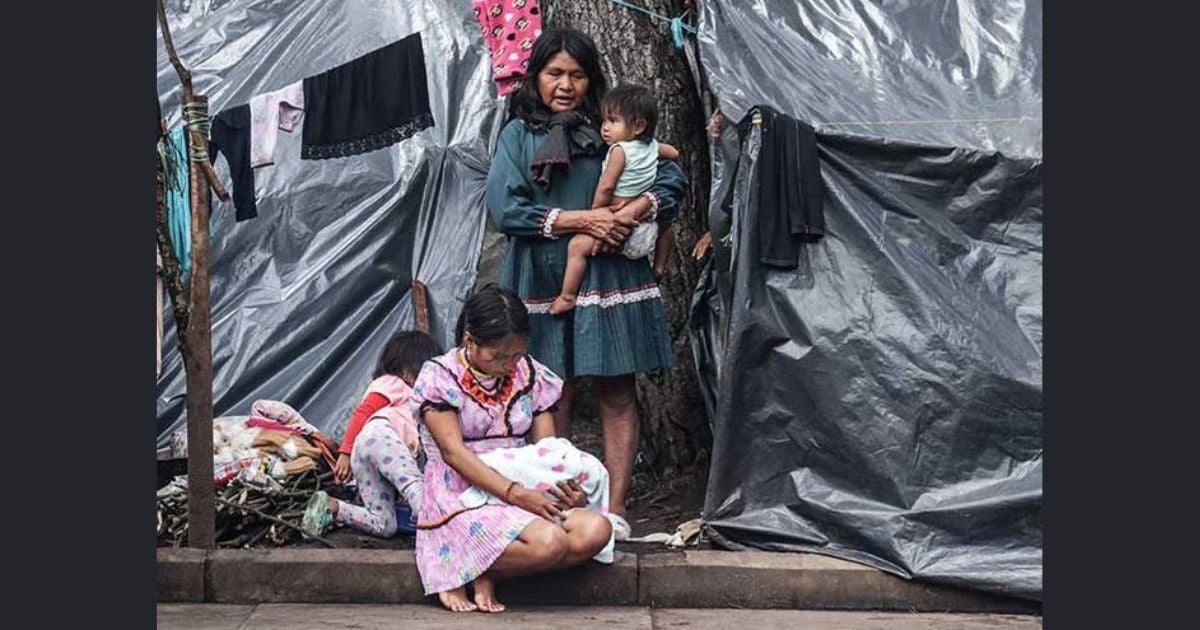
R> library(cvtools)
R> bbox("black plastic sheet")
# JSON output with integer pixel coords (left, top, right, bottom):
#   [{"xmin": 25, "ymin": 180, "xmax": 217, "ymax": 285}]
[
  {"xmin": 156, "ymin": 0, "xmax": 501, "ymax": 451},
  {"xmin": 694, "ymin": 0, "xmax": 1042, "ymax": 601}
]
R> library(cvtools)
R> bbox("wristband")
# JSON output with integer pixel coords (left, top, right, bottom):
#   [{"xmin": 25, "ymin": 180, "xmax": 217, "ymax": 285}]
[
  {"xmin": 542, "ymin": 208, "xmax": 562, "ymax": 239},
  {"xmin": 642, "ymin": 191, "xmax": 660, "ymax": 222}
]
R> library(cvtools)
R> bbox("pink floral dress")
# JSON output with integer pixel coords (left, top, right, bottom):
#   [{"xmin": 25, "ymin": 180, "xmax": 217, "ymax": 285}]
[{"xmin": 410, "ymin": 347, "xmax": 563, "ymax": 594}]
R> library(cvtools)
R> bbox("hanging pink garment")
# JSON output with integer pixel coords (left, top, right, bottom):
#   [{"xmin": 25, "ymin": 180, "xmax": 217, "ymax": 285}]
[
  {"xmin": 249, "ymin": 80, "xmax": 305, "ymax": 168},
  {"xmin": 472, "ymin": 0, "xmax": 544, "ymax": 96}
]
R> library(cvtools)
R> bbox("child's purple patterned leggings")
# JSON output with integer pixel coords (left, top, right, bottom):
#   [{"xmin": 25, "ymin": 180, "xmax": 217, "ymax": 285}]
[{"xmin": 334, "ymin": 419, "xmax": 423, "ymax": 538}]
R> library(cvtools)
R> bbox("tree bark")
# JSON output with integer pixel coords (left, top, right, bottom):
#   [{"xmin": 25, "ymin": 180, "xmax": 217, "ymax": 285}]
[{"xmin": 542, "ymin": 0, "xmax": 712, "ymax": 478}]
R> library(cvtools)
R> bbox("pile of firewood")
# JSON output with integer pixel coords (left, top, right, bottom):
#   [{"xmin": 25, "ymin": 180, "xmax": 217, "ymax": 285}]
[{"xmin": 156, "ymin": 470, "xmax": 348, "ymax": 549}]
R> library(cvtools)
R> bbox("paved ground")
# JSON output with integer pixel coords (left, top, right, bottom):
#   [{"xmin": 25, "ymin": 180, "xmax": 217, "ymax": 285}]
[{"xmin": 158, "ymin": 604, "xmax": 1043, "ymax": 629}]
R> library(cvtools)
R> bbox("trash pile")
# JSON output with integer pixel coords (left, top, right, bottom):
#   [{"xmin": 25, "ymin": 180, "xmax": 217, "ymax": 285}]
[
  {"xmin": 157, "ymin": 470, "xmax": 346, "ymax": 548},
  {"xmin": 625, "ymin": 518, "xmax": 704, "ymax": 548},
  {"xmin": 156, "ymin": 400, "xmax": 350, "ymax": 549}
]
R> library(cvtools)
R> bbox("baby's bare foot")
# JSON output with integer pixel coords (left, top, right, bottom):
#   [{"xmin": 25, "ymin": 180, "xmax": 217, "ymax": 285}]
[{"xmin": 549, "ymin": 295, "xmax": 577, "ymax": 315}]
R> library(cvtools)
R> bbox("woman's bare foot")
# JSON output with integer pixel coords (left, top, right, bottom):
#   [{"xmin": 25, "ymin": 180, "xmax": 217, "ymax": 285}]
[
  {"xmin": 438, "ymin": 586, "xmax": 478, "ymax": 612},
  {"xmin": 549, "ymin": 294, "xmax": 577, "ymax": 315},
  {"xmin": 472, "ymin": 574, "xmax": 506, "ymax": 613}
]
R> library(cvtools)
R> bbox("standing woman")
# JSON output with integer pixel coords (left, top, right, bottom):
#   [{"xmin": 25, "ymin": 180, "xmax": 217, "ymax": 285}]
[{"xmin": 486, "ymin": 27, "xmax": 688, "ymax": 539}]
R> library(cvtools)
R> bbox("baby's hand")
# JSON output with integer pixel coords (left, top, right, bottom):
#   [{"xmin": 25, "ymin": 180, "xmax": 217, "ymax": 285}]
[
  {"xmin": 333, "ymin": 453, "xmax": 353, "ymax": 485},
  {"xmin": 548, "ymin": 480, "xmax": 587, "ymax": 510}
]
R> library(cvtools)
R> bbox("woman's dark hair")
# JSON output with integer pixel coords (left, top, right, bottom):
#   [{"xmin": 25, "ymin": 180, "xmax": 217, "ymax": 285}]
[
  {"xmin": 455, "ymin": 284, "xmax": 531, "ymax": 346},
  {"xmin": 601, "ymin": 83, "xmax": 658, "ymax": 141},
  {"xmin": 508, "ymin": 27, "xmax": 608, "ymax": 126},
  {"xmin": 374, "ymin": 330, "xmax": 443, "ymax": 379}
]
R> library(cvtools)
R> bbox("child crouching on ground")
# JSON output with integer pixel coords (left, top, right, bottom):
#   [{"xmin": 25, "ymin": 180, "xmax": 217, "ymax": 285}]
[{"xmin": 302, "ymin": 330, "xmax": 442, "ymax": 538}]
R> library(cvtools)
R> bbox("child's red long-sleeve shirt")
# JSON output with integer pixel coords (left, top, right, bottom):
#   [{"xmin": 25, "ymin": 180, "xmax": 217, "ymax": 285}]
[{"xmin": 338, "ymin": 392, "xmax": 391, "ymax": 455}]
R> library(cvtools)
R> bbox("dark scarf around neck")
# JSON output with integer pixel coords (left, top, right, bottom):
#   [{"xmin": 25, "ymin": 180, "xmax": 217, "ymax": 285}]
[{"xmin": 528, "ymin": 110, "xmax": 604, "ymax": 191}]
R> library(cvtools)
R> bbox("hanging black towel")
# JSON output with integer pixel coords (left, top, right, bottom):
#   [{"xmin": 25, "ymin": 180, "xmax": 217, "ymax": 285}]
[
  {"xmin": 208, "ymin": 104, "xmax": 257, "ymax": 221},
  {"xmin": 754, "ymin": 106, "xmax": 825, "ymax": 269},
  {"xmin": 301, "ymin": 32, "xmax": 434, "ymax": 160}
]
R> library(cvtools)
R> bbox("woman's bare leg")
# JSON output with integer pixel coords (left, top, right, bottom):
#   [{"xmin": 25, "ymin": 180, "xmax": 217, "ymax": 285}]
[
  {"xmin": 474, "ymin": 510, "xmax": 611, "ymax": 611},
  {"xmin": 594, "ymin": 374, "xmax": 639, "ymax": 517},
  {"xmin": 551, "ymin": 378, "xmax": 576, "ymax": 439},
  {"xmin": 487, "ymin": 518, "xmax": 570, "ymax": 578},
  {"xmin": 554, "ymin": 509, "xmax": 613, "ymax": 567}
]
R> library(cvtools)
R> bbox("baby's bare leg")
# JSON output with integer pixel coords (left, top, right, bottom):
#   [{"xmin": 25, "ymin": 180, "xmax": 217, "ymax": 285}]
[
  {"xmin": 652, "ymin": 224, "xmax": 675, "ymax": 279},
  {"xmin": 551, "ymin": 234, "xmax": 598, "ymax": 315}
]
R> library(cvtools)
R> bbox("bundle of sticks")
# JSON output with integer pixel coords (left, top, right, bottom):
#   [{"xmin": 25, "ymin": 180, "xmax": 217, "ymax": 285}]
[{"xmin": 156, "ymin": 469, "xmax": 352, "ymax": 549}]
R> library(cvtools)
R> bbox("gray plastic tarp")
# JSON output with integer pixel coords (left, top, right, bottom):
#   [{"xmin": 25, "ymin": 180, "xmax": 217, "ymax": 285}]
[
  {"xmin": 693, "ymin": 0, "xmax": 1042, "ymax": 600},
  {"xmin": 156, "ymin": 0, "xmax": 500, "ymax": 452}
]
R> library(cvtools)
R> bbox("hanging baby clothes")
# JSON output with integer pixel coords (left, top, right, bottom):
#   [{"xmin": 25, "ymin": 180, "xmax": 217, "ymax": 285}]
[
  {"xmin": 301, "ymin": 32, "xmax": 433, "ymax": 160},
  {"xmin": 472, "ymin": 0, "xmax": 544, "ymax": 96},
  {"xmin": 209, "ymin": 104, "xmax": 257, "ymax": 221},
  {"xmin": 249, "ymin": 81, "xmax": 305, "ymax": 168},
  {"xmin": 163, "ymin": 126, "xmax": 192, "ymax": 275}
]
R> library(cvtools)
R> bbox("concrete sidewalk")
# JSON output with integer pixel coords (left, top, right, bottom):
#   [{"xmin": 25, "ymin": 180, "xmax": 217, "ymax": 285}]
[
  {"xmin": 159, "ymin": 548, "xmax": 1039, "ymax": 613},
  {"xmin": 158, "ymin": 604, "xmax": 1043, "ymax": 629}
]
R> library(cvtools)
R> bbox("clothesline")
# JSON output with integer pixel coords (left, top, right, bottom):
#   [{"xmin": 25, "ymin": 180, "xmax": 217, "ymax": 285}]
[
  {"xmin": 746, "ymin": 110, "xmax": 1042, "ymax": 128},
  {"xmin": 605, "ymin": 0, "xmax": 696, "ymax": 48},
  {"xmin": 819, "ymin": 116, "xmax": 1042, "ymax": 127}
]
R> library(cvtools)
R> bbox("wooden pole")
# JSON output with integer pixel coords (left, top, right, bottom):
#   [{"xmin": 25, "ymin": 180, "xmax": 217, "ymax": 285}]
[
  {"xmin": 158, "ymin": 0, "xmax": 218, "ymax": 548},
  {"xmin": 412, "ymin": 280, "xmax": 430, "ymax": 334},
  {"xmin": 183, "ymin": 95, "xmax": 216, "ymax": 549}
]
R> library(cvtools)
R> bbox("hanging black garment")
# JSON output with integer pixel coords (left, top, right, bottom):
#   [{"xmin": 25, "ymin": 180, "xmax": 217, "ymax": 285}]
[
  {"xmin": 301, "ymin": 32, "xmax": 434, "ymax": 160},
  {"xmin": 208, "ymin": 104, "xmax": 257, "ymax": 221},
  {"xmin": 752, "ymin": 106, "xmax": 825, "ymax": 269}
]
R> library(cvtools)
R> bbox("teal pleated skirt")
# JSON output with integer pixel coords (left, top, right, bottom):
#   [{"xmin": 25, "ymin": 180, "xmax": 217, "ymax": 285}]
[{"xmin": 500, "ymin": 234, "xmax": 673, "ymax": 379}]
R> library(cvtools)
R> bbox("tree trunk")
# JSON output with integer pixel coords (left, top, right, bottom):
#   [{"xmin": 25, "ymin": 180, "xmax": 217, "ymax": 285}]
[{"xmin": 542, "ymin": 0, "xmax": 712, "ymax": 478}]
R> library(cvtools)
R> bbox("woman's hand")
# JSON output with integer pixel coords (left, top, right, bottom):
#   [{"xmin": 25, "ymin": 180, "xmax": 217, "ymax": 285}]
[
  {"xmin": 333, "ymin": 453, "xmax": 353, "ymax": 485},
  {"xmin": 613, "ymin": 203, "xmax": 643, "ymax": 226},
  {"xmin": 548, "ymin": 480, "xmax": 588, "ymax": 510},
  {"xmin": 692, "ymin": 231, "xmax": 714, "ymax": 260},
  {"xmin": 589, "ymin": 202, "xmax": 645, "ymax": 254},
  {"xmin": 582, "ymin": 209, "xmax": 636, "ymax": 247},
  {"xmin": 707, "ymin": 111, "xmax": 724, "ymax": 138},
  {"xmin": 509, "ymin": 484, "xmax": 565, "ymax": 522}
]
